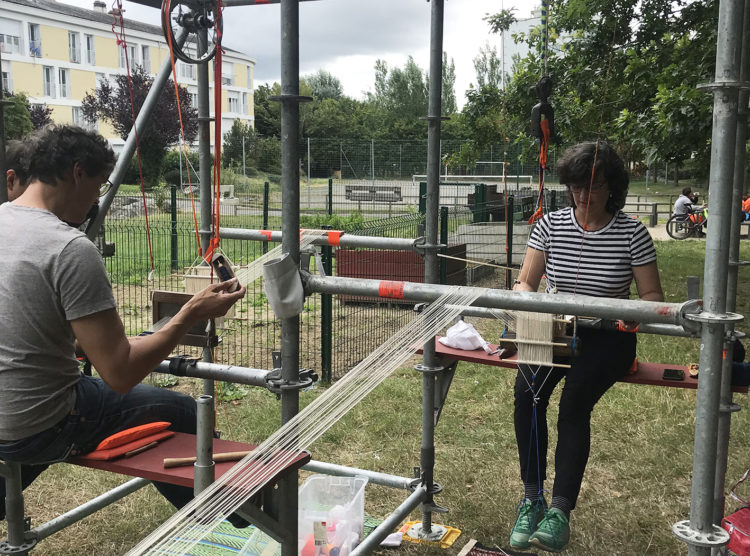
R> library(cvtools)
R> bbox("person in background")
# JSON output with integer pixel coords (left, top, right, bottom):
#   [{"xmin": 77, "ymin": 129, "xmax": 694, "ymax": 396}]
[
  {"xmin": 673, "ymin": 186, "xmax": 694, "ymax": 217},
  {"xmin": 509, "ymin": 141, "xmax": 664, "ymax": 552},
  {"xmin": 0, "ymin": 125, "xmax": 247, "ymax": 524},
  {"xmin": 4, "ymin": 140, "xmax": 32, "ymax": 201}
]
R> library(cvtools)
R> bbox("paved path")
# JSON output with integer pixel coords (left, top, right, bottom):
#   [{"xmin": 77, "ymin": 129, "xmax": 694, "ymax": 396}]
[{"xmin": 648, "ymin": 224, "xmax": 671, "ymax": 241}]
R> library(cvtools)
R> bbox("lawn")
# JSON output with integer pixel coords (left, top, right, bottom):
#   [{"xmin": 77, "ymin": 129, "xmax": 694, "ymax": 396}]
[{"xmin": 4, "ymin": 238, "xmax": 749, "ymax": 555}]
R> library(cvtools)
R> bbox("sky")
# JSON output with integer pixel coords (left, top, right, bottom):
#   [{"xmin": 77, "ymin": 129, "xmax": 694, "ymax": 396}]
[{"xmin": 60, "ymin": 0, "xmax": 540, "ymax": 108}]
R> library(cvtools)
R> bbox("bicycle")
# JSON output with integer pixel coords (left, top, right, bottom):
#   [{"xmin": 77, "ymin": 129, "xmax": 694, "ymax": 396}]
[{"xmin": 666, "ymin": 206, "xmax": 707, "ymax": 239}]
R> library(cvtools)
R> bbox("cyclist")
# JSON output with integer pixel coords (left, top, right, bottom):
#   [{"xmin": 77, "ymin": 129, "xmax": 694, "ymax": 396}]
[{"xmin": 673, "ymin": 187, "xmax": 695, "ymax": 217}]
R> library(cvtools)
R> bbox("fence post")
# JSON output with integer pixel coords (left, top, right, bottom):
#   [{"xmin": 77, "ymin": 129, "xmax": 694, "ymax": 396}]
[
  {"xmin": 440, "ymin": 206, "xmax": 448, "ymax": 285},
  {"xmin": 419, "ymin": 181, "xmax": 427, "ymax": 215},
  {"xmin": 328, "ymin": 178, "xmax": 333, "ymax": 216},
  {"xmin": 650, "ymin": 203, "xmax": 658, "ymax": 227},
  {"xmin": 170, "ymin": 183, "xmax": 178, "ymax": 272},
  {"xmin": 320, "ymin": 226, "xmax": 333, "ymax": 382},
  {"xmin": 476, "ymin": 183, "xmax": 488, "ymax": 223},
  {"xmin": 506, "ymin": 195, "xmax": 514, "ymax": 289},
  {"xmin": 262, "ymin": 181, "xmax": 269, "ymax": 255}
]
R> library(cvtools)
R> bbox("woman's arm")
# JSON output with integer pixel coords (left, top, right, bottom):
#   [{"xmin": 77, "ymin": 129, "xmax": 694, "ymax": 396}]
[
  {"xmin": 633, "ymin": 262, "xmax": 664, "ymax": 302},
  {"xmin": 513, "ymin": 247, "xmax": 547, "ymax": 292}
]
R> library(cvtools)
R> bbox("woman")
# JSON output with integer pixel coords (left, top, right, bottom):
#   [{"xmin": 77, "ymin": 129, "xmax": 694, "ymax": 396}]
[{"xmin": 509, "ymin": 142, "xmax": 663, "ymax": 552}]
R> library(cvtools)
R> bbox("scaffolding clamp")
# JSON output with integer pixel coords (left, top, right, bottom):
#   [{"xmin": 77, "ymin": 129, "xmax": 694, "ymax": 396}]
[
  {"xmin": 167, "ymin": 355, "xmax": 200, "ymax": 376},
  {"xmin": 672, "ymin": 521, "xmax": 729, "ymax": 549},
  {"xmin": 413, "ymin": 239, "xmax": 445, "ymax": 257},
  {"xmin": 264, "ymin": 368, "xmax": 318, "ymax": 396}
]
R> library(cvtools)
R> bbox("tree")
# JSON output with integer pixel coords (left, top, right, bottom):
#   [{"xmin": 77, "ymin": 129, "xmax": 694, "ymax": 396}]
[
  {"xmin": 253, "ymin": 83, "xmax": 281, "ymax": 138},
  {"xmin": 29, "ymin": 103, "xmax": 53, "ymax": 129},
  {"xmin": 2, "ymin": 91, "xmax": 33, "ymax": 140},
  {"xmin": 474, "ymin": 43, "xmax": 503, "ymax": 90},
  {"xmin": 81, "ymin": 65, "xmax": 197, "ymax": 189},
  {"xmin": 304, "ymin": 70, "xmax": 343, "ymax": 101}
]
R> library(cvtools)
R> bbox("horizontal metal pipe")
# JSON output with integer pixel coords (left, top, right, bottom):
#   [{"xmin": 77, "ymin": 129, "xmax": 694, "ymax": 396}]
[
  {"xmin": 153, "ymin": 361, "xmax": 271, "ymax": 387},
  {"xmin": 219, "ymin": 227, "xmax": 419, "ymax": 252},
  {"xmin": 222, "ymin": 0, "xmax": 318, "ymax": 6},
  {"xmin": 452, "ymin": 306, "xmax": 697, "ymax": 337},
  {"xmin": 305, "ymin": 275, "xmax": 688, "ymax": 326},
  {"xmin": 350, "ymin": 486, "xmax": 427, "ymax": 556},
  {"xmin": 32, "ymin": 478, "xmax": 149, "ymax": 540},
  {"xmin": 301, "ymin": 460, "xmax": 413, "ymax": 490}
]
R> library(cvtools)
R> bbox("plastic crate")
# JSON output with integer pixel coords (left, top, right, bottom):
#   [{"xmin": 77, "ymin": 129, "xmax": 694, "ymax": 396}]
[{"xmin": 298, "ymin": 475, "xmax": 368, "ymax": 556}]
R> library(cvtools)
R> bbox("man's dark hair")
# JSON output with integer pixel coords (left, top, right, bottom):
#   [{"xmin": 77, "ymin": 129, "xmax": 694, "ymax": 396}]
[
  {"xmin": 26, "ymin": 125, "xmax": 116, "ymax": 185},
  {"xmin": 558, "ymin": 141, "xmax": 629, "ymax": 213},
  {"xmin": 682, "ymin": 186, "xmax": 692, "ymax": 196},
  {"xmin": 4, "ymin": 140, "xmax": 32, "ymax": 187}
]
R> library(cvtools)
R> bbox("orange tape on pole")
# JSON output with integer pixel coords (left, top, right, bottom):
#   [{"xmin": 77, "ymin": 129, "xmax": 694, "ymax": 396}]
[{"xmin": 378, "ymin": 281, "xmax": 405, "ymax": 299}]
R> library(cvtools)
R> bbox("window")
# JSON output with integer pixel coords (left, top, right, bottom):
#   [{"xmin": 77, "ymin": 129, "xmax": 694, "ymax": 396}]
[
  {"xmin": 28, "ymin": 23, "xmax": 41, "ymax": 57},
  {"xmin": 68, "ymin": 31, "xmax": 80, "ymax": 63},
  {"xmin": 189, "ymin": 92, "xmax": 198, "ymax": 107},
  {"xmin": 227, "ymin": 92, "xmax": 239, "ymax": 113},
  {"xmin": 85, "ymin": 34, "xmax": 95, "ymax": 65},
  {"xmin": 221, "ymin": 62, "xmax": 233, "ymax": 86},
  {"xmin": 58, "ymin": 68, "xmax": 71, "ymax": 98},
  {"xmin": 177, "ymin": 61, "xmax": 195, "ymax": 81},
  {"xmin": 1, "ymin": 67, "xmax": 12, "ymax": 92},
  {"xmin": 118, "ymin": 44, "xmax": 137, "ymax": 69},
  {"xmin": 141, "ymin": 45, "xmax": 150, "ymax": 73},
  {"xmin": 72, "ymin": 106, "xmax": 83, "ymax": 126},
  {"xmin": 241, "ymin": 92, "xmax": 248, "ymax": 114},
  {"xmin": 43, "ymin": 66, "xmax": 56, "ymax": 97},
  {"xmin": 0, "ymin": 33, "xmax": 21, "ymax": 54},
  {"xmin": 95, "ymin": 73, "xmax": 109, "ymax": 88},
  {"xmin": 246, "ymin": 65, "xmax": 252, "ymax": 88}
]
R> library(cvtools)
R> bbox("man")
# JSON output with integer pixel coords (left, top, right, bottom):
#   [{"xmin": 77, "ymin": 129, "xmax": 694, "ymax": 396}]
[
  {"xmin": 4, "ymin": 140, "xmax": 32, "ymax": 201},
  {"xmin": 673, "ymin": 187, "xmax": 694, "ymax": 217},
  {"xmin": 0, "ymin": 125, "xmax": 246, "ymax": 516}
]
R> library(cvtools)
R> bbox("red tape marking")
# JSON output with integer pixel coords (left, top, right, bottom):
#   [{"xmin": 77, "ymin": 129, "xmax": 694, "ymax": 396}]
[
  {"xmin": 260, "ymin": 230, "xmax": 273, "ymax": 241},
  {"xmin": 327, "ymin": 231, "xmax": 343, "ymax": 246},
  {"xmin": 379, "ymin": 281, "xmax": 405, "ymax": 299}
]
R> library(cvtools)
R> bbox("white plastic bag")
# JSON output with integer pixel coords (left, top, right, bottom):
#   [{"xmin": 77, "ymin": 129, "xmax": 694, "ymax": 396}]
[{"xmin": 438, "ymin": 320, "xmax": 492, "ymax": 353}]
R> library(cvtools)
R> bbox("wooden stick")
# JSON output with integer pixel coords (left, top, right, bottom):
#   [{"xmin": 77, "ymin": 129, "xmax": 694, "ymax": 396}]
[
  {"xmin": 437, "ymin": 253, "xmax": 519, "ymax": 273},
  {"xmin": 515, "ymin": 359, "xmax": 571, "ymax": 369},
  {"xmin": 163, "ymin": 450, "xmax": 252, "ymax": 468}
]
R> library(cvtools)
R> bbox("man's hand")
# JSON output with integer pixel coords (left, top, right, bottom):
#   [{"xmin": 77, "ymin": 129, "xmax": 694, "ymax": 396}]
[{"xmin": 180, "ymin": 278, "xmax": 246, "ymax": 322}]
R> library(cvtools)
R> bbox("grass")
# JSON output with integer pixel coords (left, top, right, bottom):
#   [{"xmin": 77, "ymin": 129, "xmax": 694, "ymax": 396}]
[{"xmin": 4, "ymin": 239, "xmax": 750, "ymax": 555}]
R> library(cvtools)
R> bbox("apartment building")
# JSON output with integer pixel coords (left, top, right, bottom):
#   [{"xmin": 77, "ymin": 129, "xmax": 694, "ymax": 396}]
[{"xmin": 0, "ymin": 0, "xmax": 255, "ymax": 149}]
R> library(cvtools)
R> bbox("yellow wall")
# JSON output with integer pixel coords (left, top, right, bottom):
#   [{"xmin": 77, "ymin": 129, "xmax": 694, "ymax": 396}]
[
  {"xmin": 71, "ymin": 68, "xmax": 96, "ymax": 99},
  {"xmin": 48, "ymin": 105, "xmax": 72, "ymax": 124},
  {"xmin": 10, "ymin": 62, "xmax": 43, "ymax": 97},
  {"xmin": 97, "ymin": 120, "xmax": 117, "ymax": 139},
  {"xmin": 41, "ymin": 25, "xmax": 69, "ymax": 63},
  {"xmin": 95, "ymin": 35, "xmax": 119, "ymax": 69}
]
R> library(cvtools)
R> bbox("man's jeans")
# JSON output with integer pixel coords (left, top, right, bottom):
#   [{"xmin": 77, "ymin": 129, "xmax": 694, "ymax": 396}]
[{"xmin": 0, "ymin": 375, "xmax": 197, "ymax": 511}]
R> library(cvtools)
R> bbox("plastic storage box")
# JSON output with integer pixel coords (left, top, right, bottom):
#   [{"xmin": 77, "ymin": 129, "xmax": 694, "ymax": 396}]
[{"xmin": 298, "ymin": 475, "xmax": 368, "ymax": 556}]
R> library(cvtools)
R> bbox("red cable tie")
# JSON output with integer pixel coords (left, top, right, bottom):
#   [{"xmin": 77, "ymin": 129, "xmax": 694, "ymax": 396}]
[
  {"xmin": 378, "ymin": 281, "xmax": 405, "ymax": 300},
  {"xmin": 327, "ymin": 231, "xmax": 343, "ymax": 246}
]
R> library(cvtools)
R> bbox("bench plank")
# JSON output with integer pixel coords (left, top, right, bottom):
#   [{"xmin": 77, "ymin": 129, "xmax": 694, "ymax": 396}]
[
  {"xmin": 420, "ymin": 338, "xmax": 748, "ymax": 394},
  {"xmin": 73, "ymin": 432, "xmax": 311, "ymax": 488}
]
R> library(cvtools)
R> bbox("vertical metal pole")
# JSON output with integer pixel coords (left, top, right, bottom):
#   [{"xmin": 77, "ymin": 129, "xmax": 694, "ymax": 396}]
[
  {"xmin": 194, "ymin": 395, "xmax": 215, "ymax": 495},
  {"xmin": 0, "ymin": 52, "xmax": 7, "ymax": 206},
  {"xmin": 262, "ymin": 181, "xmax": 269, "ymax": 254},
  {"xmin": 419, "ymin": 0, "xmax": 445, "ymax": 535},
  {"xmin": 197, "ymin": 33, "xmax": 215, "ymax": 404},
  {"xmin": 712, "ymin": 0, "xmax": 750, "ymax": 535},
  {"xmin": 328, "ymin": 178, "xmax": 333, "ymax": 215},
  {"xmin": 321, "ymin": 236, "xmax": 333, "ymax": 383},
  {"xmin": 279, "ymin": 1, "xmax": 301, "ymax": 553},
  {"xmin": 371, "ymin": 138, "xmax": 375, "ymax": 184},
  {"xmin": 242, "ymin": 135, "xmax": 246, "ymax": 187},
  {"xmin": 171, "ymin": 183, "xmax": 178, "ymax": 271},
  {"xmin": 507, "ymin": 195, "xmax": 514, "ymax": 288},
  {"xmin": 684, "ymin": 0, "xmax": 744, "ymax": 552},
  {"xmin": 307, "ymin": 136, "xmax": 311, "ymax": 208},
  {"xmin": 439, "ymin": 206, "xmax": 448, "ymax": 285}
]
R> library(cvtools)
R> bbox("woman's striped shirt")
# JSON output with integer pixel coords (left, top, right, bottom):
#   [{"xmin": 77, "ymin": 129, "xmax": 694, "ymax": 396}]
[{"xmin": 526, "ymin": 207, "xmax": 657, "ymax": 298}]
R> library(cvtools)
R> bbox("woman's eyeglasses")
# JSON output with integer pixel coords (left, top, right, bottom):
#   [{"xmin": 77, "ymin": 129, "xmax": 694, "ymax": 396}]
[{"xmin": 567, "ymin": 182, "xmax": 608, "ymax": 193}]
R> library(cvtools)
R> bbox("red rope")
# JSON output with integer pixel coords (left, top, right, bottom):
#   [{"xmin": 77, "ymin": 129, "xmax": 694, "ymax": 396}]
[
  {"xmin": 162, "ymin": 0, "xmax": 203, "ymax": 259},
  {"xmin": 111, "ymin": 0, "xmax": 154, "ymax": 272},
  {"xmin": 527, "ymin": 118, "xmax": 550, "ymax": 225},
  {"xmin": 209, "ymin": 0, "xmax": 226, "ymax": 263}
]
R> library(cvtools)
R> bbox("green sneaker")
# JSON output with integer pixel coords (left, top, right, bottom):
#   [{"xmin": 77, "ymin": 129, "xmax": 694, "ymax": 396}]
[
  {"xmin": 529, "ymin": 508, "xmax": 570, "ymax": 552},
  {"xmin": 509, "ymin": 497, "xmax": 547, "ymax": 549}
]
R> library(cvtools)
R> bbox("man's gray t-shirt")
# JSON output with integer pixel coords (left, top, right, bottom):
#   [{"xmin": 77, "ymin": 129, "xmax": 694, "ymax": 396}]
[
  {"xmin": 673, "ymin": 194, "xmax": 693, "ymax": 216},
  {"xmin": 0, "ymin": 204, "xmax": 116, "ymax": 440}
]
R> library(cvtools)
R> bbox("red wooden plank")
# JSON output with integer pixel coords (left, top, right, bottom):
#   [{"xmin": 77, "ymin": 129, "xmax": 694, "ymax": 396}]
[
  {"xmin": 73, "ymin": 432, "xmax": 310, "ymax": 488},
  {"xmin": 419, "ymin": 338, "xmax": 748, "ymax": 394}
]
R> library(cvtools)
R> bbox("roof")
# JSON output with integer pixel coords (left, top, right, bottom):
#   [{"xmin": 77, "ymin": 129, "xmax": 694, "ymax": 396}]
[
  {"xmin": 1, "ymin": 0, "xmax": 252, "ymax": 59},
  {"xmin": 3, "ymin": 0, "xmax": 163, "ymax": 36}
]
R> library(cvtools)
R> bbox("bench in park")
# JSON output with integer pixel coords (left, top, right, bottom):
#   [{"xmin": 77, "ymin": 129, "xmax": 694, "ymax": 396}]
[{"xmin": 344, "ymin": 184, "xmax": 402, "ymax": 203}]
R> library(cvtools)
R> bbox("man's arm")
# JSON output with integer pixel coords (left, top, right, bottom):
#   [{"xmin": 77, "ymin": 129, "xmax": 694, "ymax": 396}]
[{"xmin": 71, "ymin": 279, "xmax": 246, "ymax": 393}]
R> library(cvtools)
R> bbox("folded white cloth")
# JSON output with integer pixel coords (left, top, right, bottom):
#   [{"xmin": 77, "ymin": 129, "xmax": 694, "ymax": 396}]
[{"xmin": 438, "ymin": 320, "xmax": 492, "ymax": 353}]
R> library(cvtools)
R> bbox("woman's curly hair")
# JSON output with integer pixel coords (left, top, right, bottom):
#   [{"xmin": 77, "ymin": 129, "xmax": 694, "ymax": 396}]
[{"xmin": 557, "ymin": 141, "xmax": 629, "ymax": 213}]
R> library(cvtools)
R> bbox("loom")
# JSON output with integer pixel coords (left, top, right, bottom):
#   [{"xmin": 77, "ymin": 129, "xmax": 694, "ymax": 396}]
[{"xmin": 0, "ymin": 0, "xmax": 746, "ymax": 554}]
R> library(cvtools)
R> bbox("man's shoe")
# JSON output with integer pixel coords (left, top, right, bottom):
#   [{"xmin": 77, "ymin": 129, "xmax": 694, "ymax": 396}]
[
  {"xmin": 528, "ymin": 508, "xmax": 570, "ymax": 552},
  {"xmin": 509, "ymin": 497, "xmax": 547, "ymax": 549}
]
